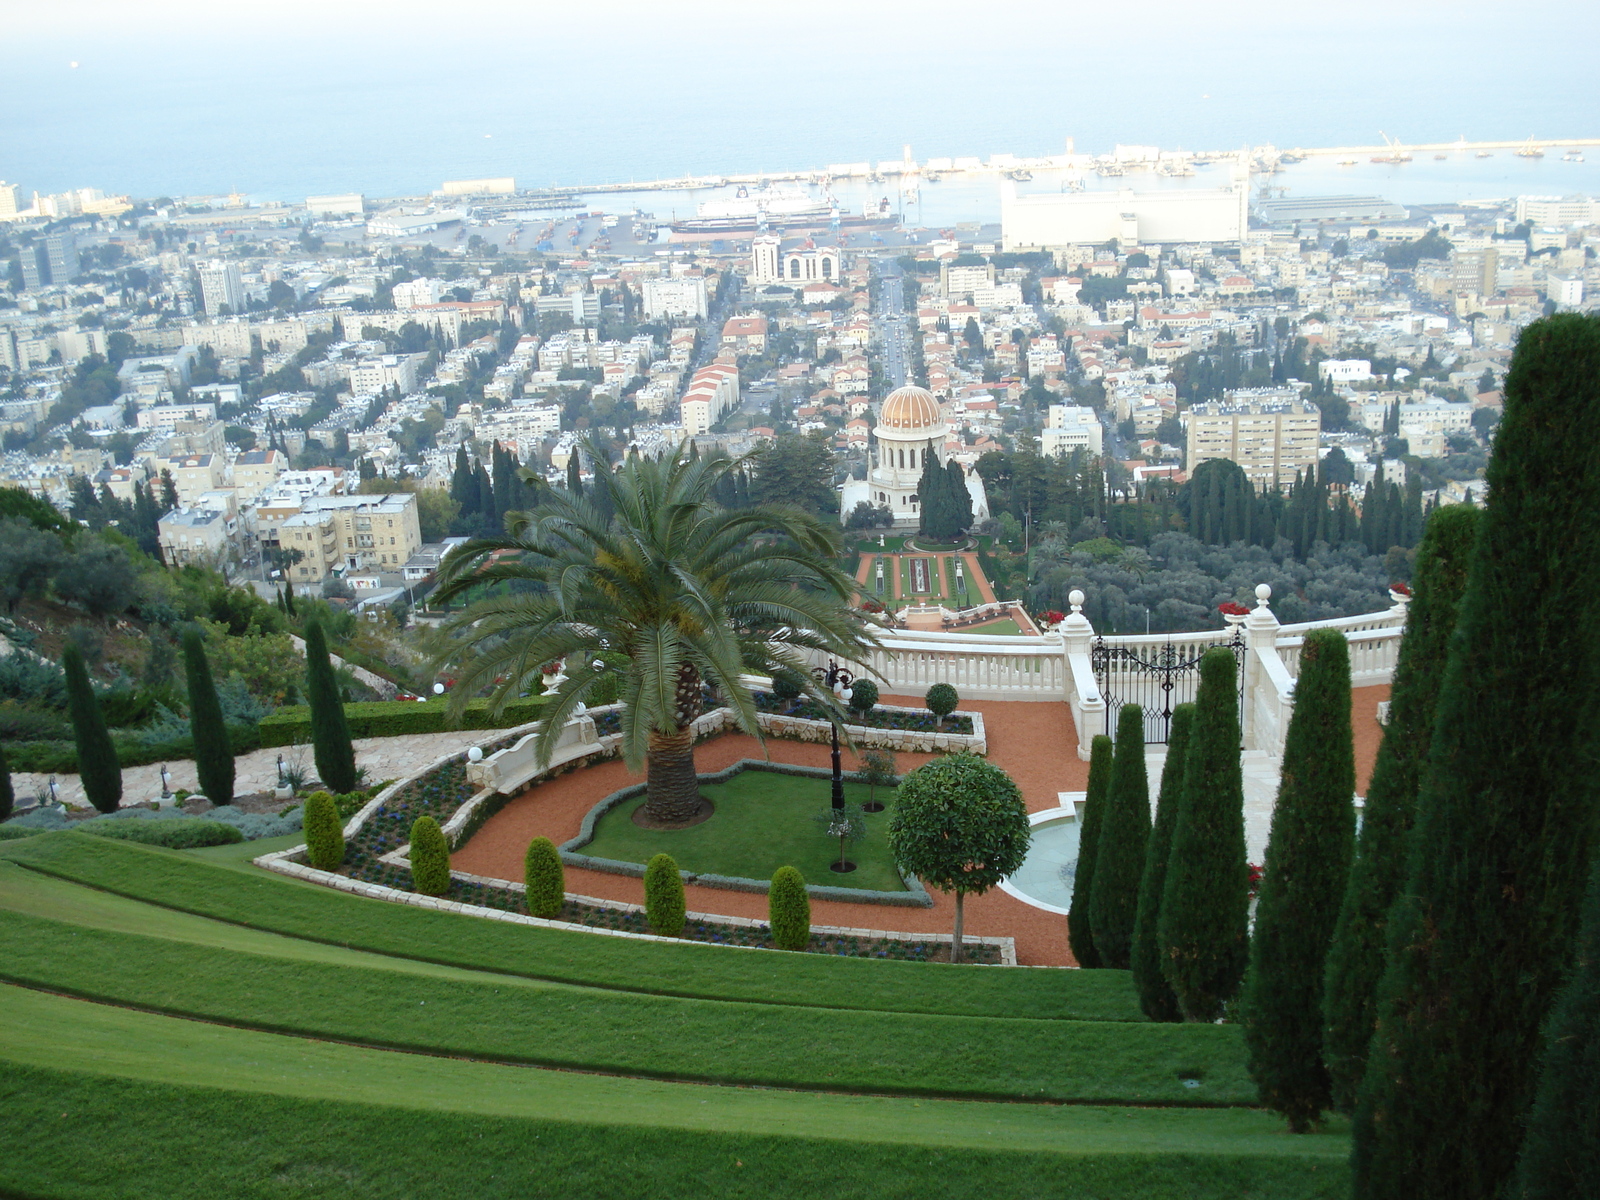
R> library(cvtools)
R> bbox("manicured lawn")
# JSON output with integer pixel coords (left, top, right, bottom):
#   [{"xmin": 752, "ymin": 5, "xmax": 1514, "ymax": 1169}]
[
  {"xmin": 965, "ymin": 617, "xmax": 1027, "ymax": 636},
  {"xmin": 0, "ymin": 866, "xmax": 1253, "ymax": 1105},
  {"xmin": 0, "ymin": 986, "xmax": 1350, "ymax": 1200},
  {"xmin": 2, "ymin": 834, "xmax": 1148, "ymax": 1021},
  {"xmin": 580, "ymin": 768, "xmax": 908, "ymax": 892}
]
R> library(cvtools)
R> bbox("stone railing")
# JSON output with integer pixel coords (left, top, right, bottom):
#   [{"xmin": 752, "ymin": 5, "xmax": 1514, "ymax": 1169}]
[{"xmin": 814, "ymin": 629, "xmax": 1069, "ymax": 702}]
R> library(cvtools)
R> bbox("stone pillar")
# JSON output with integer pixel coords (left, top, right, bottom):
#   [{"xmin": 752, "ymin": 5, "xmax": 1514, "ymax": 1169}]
[
  {"xmin": 1061, "ymin": 588, "xmax": 1105, "ymax": 760},
  {"xmin": 1241, "ymin": 583, "xmax": 1281, "ymax": 750}
]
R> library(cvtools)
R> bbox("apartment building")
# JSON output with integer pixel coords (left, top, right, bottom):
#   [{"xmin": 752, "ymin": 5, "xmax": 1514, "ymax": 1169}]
[
  {"xmin": 720, "ymin": 316, "xmax": 768, "ymax": 355},
  {"xmin": 1185, "ymin": 388, "xmax": 1320, "ymax": 490},
  {"xmin": 1041, "ymin": 404, "xmax": 1104, "ymax": 456},
  {"xmin": 230, "ymin": 448, "xmax": 287, "ymax": 497},
  {"xmin": 680, "ymin": 362, "xmax": 740, "ymax": 437},
  {"xmin": 162, "ymin": 453, "xmax": 227, "ymax": 505},
  {"xmin": 641, "ymin": 276, "xmax": 708, "ymax": 320},
  {"xmin": 197, "ymin": 263, "xmax": 245, "ymax": 317},
  {"xmin": 350, "ymin": 354, "xmax": 419, "ymax": 397},
  {"xmin": 277, "ymin": 493, "xmax": 422, "ymax": 583}
]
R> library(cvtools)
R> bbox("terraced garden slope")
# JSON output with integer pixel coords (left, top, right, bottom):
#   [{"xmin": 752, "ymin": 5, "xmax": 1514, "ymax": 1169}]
[{"xmin": 0, "ymin": 832, "xmax": 1352, "ymax": 1199}]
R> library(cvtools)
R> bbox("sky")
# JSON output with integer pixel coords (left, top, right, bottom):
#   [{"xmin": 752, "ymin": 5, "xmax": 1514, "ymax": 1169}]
[{"xmin": 3, "ymin": 1, "xmax": 1595, "ymax": 200}]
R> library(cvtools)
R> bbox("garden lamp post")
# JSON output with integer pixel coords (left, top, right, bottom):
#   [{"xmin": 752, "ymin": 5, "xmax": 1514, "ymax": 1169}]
[
  {"xmin": 276, "ymin": 754, "xmax": 286, "ymax": 788},
  {"xmin": 811, "ymin": 659, "xmax": 855, "ymax": 810},
  {"xmin": 160, "ymin": 765, "xmax": 172, "ymax": 799}
]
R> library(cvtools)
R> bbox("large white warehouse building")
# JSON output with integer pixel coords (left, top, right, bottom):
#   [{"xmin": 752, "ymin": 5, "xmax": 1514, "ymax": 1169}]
[{"xmin": 1000, "ymin": 165, "xmax": 1250, "ymax": 251}]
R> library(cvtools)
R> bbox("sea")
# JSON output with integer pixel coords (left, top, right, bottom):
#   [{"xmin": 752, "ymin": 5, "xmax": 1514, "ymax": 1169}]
[{"xmin": 4, "ymin": 1, "xmax": 1597, "ymax": 222}]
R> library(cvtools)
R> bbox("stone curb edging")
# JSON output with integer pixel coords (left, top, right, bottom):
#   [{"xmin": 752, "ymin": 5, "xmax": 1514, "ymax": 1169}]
[
  {"xmin": 250, "ymin": 850, "xmax": 1017, "ymax": 966},
  {"xmin": 557, "ymin": 759, "xmax": 933, "ymax": 907}
]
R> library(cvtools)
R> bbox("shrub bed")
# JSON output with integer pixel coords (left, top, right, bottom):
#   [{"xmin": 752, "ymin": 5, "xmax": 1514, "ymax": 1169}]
[
  {"xmin": 753, "ymin": 691, "xmax": 974, "ymax": 736},
  {"xmin": 259, "ymin": 697, "xmax": 546, "ymax": 747}
]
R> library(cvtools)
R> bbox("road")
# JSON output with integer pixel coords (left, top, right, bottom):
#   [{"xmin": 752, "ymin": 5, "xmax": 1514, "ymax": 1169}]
[{"xmin": 874, "ymin": 257, "xmax": 909, "ymax": 389}]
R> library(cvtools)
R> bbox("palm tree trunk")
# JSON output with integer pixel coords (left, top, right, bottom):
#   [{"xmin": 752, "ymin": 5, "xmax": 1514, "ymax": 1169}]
[{"xmin": 644, "ymin": 726, "xmax": 701, "ymax": 824}]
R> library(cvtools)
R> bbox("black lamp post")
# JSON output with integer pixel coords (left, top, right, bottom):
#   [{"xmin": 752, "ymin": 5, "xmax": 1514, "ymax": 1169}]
[{"xmin": 811, "ymin": 659, "xmax": 855, "ymax": 810}]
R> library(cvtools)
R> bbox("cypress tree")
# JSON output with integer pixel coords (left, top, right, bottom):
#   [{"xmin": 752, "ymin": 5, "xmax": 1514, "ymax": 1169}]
[
  {"xmin": 1353, "ymin": 314, "xmax": 1600, "ymax": 1200},
  {"xmin": 1243, "ymin": 629, "xmax": 1356, "ymax": 1132},
  {"xmin": 0, "ymin": 741, "xmax": 12, "ymax": 822},
  {"xmin": 1513, "ymin": 856, "xmax": 1600, "ymax": 1200},
  {"xmin": 1159, "ymin": 647, "xmax": 1248, "ymax": 1021},
  {"xmin": 1067, "ymin": 733, "xmax": 1113, "ymax": 968},
  {"xmin": 62, "ymin": 643, "xmax": 121, "ymax": 813},
  {"xmin": 523, "ymin": 836, "xmax": 565, "ymax": 919},
  {"xmin": 283, "ymin": 577, "xmax": 297, "ymax": 617},
  {"xmin": 1089, "ymin": 703, "xmax": 1151, "ymax": 968},
  {"xmin": 1132, "ymin": 703, "xmax": 1193, "ymax": 1021},
  {"xmin": 303, "ymin": 617, "xmax": 357, "ymax": 794},
  {"xmin": 181, "ymin": 626, "xmax": 234, "ymax": 805},
  {"xmin": 946, "ymin": 458, "xmax": 973, "ymax": 532},
  {"xmin": 566, "ymin": 451, "xmax": 583, "ymax": 496},
  {"xmin": 1323, "ymin": 504, "xmax": 1480, "ymax": 1112},
  {"xmin": 408, "ymin": 815, "xmax": 451, "ymax": 896}
]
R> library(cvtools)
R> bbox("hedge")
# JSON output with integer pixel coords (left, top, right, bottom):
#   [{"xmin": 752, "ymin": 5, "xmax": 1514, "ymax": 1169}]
[
  {"xmin": 82, "ymin": 818, "xmax": 244, "ymax": 849},
  {"xmin": 6, "ymin": 721, "xmax": 263, "ymax": 775},
  {"xmin": 259, "ymin": 697, "xmax": 547, "ymax": 748}
]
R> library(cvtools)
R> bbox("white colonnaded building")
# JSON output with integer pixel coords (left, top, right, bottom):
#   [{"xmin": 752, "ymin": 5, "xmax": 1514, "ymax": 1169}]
[{"xmin": 840, "ymin": 384, "xmax": 987, "ymax": 526}]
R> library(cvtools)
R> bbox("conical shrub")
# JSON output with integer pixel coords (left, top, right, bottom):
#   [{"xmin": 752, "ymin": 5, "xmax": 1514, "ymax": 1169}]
[
  {"xmin": 1322, "ymin": 503, "xmax": 1479, "ymax": 1111},
  {"xmin": 1353, "ymin": 314, "xmax": 1600, "ymax": 1200},
  {"xmin": 1243, "ymin": 629, "xmax": 1356, "ymax": 1132},
  {"xmin": 768, "ymin": 866, "xmax": 811, "ymax": 951},
  {"xmin": 1159, "ymin": 647, "xmax": 1248, "ymax": 1021},
  {"xmin": 408, "ymin": 815, "xmax": 451, "ymax": 896},
  {"xmin": 524, "ymin": 836, "xmax": 565, "ymax": 919},
  {"xmin": 1089, "ymin": 703, "xmax": 1151, "ymax": 969},
  {"xmin": 1132, "ymin": 703, "xmax": 1193, "ymax": 1021},
  {"xmin": 1067, "ymin": 734, "xmax": 1112, "ymax": 968},
  {"xmin": 302, "ymin": 790, "xmax": 344, "ymax": 871},
  {"xmin": 645, "ymin": 853, "xmax": 686, "ymax": 937},
  {"xmin": 63, "ymin": 643, "xmax": 121, "ymax": 814}
]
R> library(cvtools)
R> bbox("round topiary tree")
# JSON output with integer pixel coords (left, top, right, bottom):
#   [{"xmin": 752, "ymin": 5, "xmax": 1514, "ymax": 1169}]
[
  {"xmin": 645, "ymin": 853, "xmax": 686, "ymax": 937},
  {"xmin": 925, "ymin": 682, "xmax": 958, "ymax": 729},
  {"xmin": 768, "ymin": 866, "xmax": 811, "ymax": 951},
  {"xmin": 182, "ymin": 625, "xmax": 234, "ymax": 806},
  {"xmin": 408, "ymin": 815, "xmax": 451, "ymax": 897},
  {"xmin": 771, "ymin": 669, "xmax": 804, "ymax": 714},
  {"xmin": 847, "ymin": 679, "xmax": 879, "ymax": 718},
  {"xmin": 62, "ymin": 642, "xmax": 121, "ymax": 814},
  {"xmin": 523, "ymin": 836, "xmax": 565, "ymax": 919},
  {"xmin": 887, "ymin": 752, "xmax": 1030, "ymax": 962},
  {"xmin": 301, "ymin": 790, "xmax": 344, "ymax": 871}
]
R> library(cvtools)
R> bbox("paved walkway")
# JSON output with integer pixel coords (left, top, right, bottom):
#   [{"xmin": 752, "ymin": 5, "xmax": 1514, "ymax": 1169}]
[{"xmin": 12, "ymin": 729, "xmax": 494, "ymax": 809}]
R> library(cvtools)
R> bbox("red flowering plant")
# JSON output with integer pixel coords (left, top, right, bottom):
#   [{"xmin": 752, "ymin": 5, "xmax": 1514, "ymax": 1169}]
[
  {"xmin": 1218, "ymin": 601, "xmax": 1251, "ymax": 617},
  {"xmin": 1038, "ymin": 610, "xmax": 1066, "ymax": 625},
  {"xmin": 540, "ymin": 660, "xmax": 563, "ymax": 677},
  {"xmin": 1390, "ymin": 582, "xmax": 1412, "ymax": 597},
  {"xmin": 1247, "ymin": 862, "xmax": 1265, "ymax": 898},
  {"xmin": 860, "ymin": 599, "xmax": 885, "ymax": 614}
]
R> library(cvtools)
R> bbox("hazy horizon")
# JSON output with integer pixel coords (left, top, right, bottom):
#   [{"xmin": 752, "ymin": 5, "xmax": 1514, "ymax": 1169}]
[{"xmin": 5, "ymin": 0, "xmax": 1596, "ymax": 201}]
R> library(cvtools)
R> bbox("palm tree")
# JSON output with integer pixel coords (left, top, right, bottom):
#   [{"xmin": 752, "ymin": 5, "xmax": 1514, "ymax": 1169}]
[{"xmin": 433, "ymin": 440, "xmax": 882, "ymax": 825}]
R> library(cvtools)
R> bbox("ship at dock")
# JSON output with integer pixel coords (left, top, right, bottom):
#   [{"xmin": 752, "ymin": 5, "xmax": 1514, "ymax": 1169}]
[{"xmin": 669, "ymin": 185, "xmax": 897, "ymax": 234}]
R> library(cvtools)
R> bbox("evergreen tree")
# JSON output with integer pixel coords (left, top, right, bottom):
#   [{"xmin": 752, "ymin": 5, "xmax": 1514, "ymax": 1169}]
[
  {"xmin": 566, "ymin": 451, "xmax": 583, "ymax": 496},
  {"xmin": 0, "ymin": 741, "xmax": 12, "ymax": 822},
  {"xmin": 475, "ymin": 462, "xmax": 497, "ymax": 532},
  {"xmin": 1353, "ymin": 314, "xmax": 1600, "ymax": 1200},
  {"xmin": 182, "ymin": 625, "xmax": 234, "ymax": 805},
  {"xmin": 1159, "ymin": 647, "xmax": 1249, "ymax": 1021},
  {"xmin": 63, "ymin": 643, "xmax": 121, "ymax": 813},
  {"xmin": 1067, "ymin": 734, "xmax": 1113, "ymax": 968},
  {"xmin": 283, "ymin": 577, "xmax": 297, "ymax": 617},
  {"xmin": 1323, "ymin": 504, "xmax": 1480, "ymax": 1112},
  {"xmin": 302, "ymin": 617, "xmax": 357, "ymax": 794},
  {"xmin": 1243, "ymin": 629, "xmax": 1356, "ymax": 1132},
  {"xmin": 945, "ymin": 459, "xmax": 974, "ymax": 533},
  {"xmin": 1513, "ymin": 856, "xmax": 1600, "ymax": 1200},
  {"xmin": 450, "ymin": 446, "xmax": 474, "ymax": 510},
  {"xmin": 917, "ymin": 448, "xmax": 951, "ymax": 539},
  {"xmin": 1089, "ymin": 703, "xmax": 1151, "ymax": 968},
  {"xmin": 1132, "ymin": 703, "xmax": 1192, "ymax": 1021}
]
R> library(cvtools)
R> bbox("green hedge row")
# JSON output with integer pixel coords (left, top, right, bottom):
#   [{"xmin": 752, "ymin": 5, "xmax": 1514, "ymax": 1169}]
[
  {"xmin": 259, "ymin": 697, "xmax": 547, "ymax": 747},
  {"xmin": 6, "ymin": 721, "xmax": 264, "ymax": 775}
]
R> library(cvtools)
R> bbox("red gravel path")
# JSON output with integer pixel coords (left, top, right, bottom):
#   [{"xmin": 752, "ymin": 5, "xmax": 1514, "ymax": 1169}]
[{"xmin": 452, "ymin": 687, "xmax": 1390, "ymax": 967}]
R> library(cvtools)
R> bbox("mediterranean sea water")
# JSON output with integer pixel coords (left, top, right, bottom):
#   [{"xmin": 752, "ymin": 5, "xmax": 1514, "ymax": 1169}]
[{"xmin": 4, "ymin": 1, "xmax": 1596, "ymax": 215}]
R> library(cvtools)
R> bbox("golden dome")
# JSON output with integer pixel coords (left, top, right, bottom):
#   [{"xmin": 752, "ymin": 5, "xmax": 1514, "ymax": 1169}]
[{"xmin": 879, "ymin": 385, "xmax": 943, "ymax": 431}]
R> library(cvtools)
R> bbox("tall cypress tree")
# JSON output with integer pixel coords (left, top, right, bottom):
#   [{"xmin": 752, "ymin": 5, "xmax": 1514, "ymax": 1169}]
[
  {"xmin": 1159, "ymin": 647, "xmax": 1248, "ymax": 1021},
  {"xmin": 63, "ymin": 643, "xmax": 121, "ymax": 813},
  {"xmin": 566, "ymin": 451, "xmax": 583, "ymax": 496},
  {"xmin": 1513, "ymin": 856, "xmax": 1600, "ymax": 1199},
  {"xmin": 1243, "ymin": 628, "xmax": 1356, "ymax": 1132},
  {"xmin": 1067, "ymin": 734, "xmax": 1113, "ymax": 969},
  {"xmin": 303, "ymin": 617, "xmax": 357, "ymax": 794},
  {"xmin": 1323, "ymin": 503, "xmax": 1480, "ymax": 1112},
  {"xmin": 182, "ymin": 626, "xmax": 234, "ymax": 805},
  {"xmin": 1089, "ymin": 703, "xmax": 1151, "ymax": 969},
  {"xmin": 1353, "ymin": 314, "xmax": 1600, "ymax": 1200},
  {"xmin": 945, "ymin": 458, "xmax": 974, "ymax": 533},
  {"xmin": 1132, "ymin": 703, "xmax": 1193, "ymax": 1021}
]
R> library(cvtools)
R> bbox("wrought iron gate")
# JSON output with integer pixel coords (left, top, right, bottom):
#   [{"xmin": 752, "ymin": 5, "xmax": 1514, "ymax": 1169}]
[{"xmin": 1090, "ymin": 629, "xmax": 1246, "ymax": 743}]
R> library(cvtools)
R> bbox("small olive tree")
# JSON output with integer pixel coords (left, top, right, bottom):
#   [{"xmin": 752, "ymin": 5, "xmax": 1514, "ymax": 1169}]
[
  {"xmin": 858, "ymin": 747, "xmax": 897, "ymax": 813},
  {"xmin": 887, "ymin": 752, "xmax": 1030, "ymax": 962}
]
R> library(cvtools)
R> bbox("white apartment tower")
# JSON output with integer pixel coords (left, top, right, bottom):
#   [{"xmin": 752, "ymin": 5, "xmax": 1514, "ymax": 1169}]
[
  {"xmin": 751, "ymin": 235, "xmax": 782, "ymax": 286},
  {"xmin": 197, "ymin": 263, "xmax": 245, "ymax": 317},
  {"xmin": 1185, "ymin": 388, "xmax": 1321, "ymax": 490}
]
